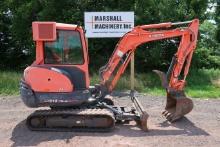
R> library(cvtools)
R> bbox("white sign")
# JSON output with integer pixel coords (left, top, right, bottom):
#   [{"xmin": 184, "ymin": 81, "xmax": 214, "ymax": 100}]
[{"xmin": 84, "ymin": 12, "xmax": 134, "ymax": 38}]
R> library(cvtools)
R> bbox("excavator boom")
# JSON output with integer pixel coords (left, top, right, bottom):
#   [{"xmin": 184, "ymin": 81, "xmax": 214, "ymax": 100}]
[
  {"xmin": 99, "ymin": 19, "xmax": 199, "ymax": 122},
  {"xmin": 99, "ymin": 19, "xmax": 199, "ymax": 92}
]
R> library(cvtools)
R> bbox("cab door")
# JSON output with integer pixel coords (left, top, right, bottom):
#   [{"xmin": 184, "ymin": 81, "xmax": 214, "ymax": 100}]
[{"xmin": 44, "ymin": 29, "xmax": 89, "ymax": 90}]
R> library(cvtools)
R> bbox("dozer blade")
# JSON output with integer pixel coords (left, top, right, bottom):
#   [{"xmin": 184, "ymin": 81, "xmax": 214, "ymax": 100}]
[{"xmin": 153, "ymin": 70, "xmax": 193, "ymax": 122}]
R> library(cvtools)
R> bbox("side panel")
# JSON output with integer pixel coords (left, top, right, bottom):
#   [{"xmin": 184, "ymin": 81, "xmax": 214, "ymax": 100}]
[
  {"xmin": 51, "ymin": 66, "xmax": 86, "ymax": 90},
  {"xmin": 24, "ymin": 66, "xmax": 73, "ymax": 92},
  {"xmin": 20, "ymin": 80, "xmax": 91, "ymax": 108}
]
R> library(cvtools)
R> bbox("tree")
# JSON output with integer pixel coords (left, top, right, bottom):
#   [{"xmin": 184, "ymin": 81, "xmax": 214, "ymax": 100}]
[
  {"xmin": 1, "ymin": 0, "xmax": 215, "ymax": 71},
  {"xmin": 134, "ymin": 0, "xmax": 209, "ymax": 71},
  {"xmin": 215, "ymin": 0, "xmax": 220, "ymax": 42},
  {"xmin": 193, "ymin": 20, "xmax": 220, "ymax": 68},
  {"xmin": 0, "ymin": 1, "xmax": 27, "ymax": 70}
]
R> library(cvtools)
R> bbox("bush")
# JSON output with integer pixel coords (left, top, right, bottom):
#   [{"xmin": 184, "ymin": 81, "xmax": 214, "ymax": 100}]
[{"xmin": 193, "ymin": 20, "xmax": 220, "ymax": 69}]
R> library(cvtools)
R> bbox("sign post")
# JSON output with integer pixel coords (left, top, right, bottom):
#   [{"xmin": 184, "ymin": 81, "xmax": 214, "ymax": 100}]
[
  {"xmin": 84, "ymin": 12, "xmax": 135, "ymax": 90},
  {"xmin": 130, "ymin": 52, "xmax": 135, "ymax": 91}
]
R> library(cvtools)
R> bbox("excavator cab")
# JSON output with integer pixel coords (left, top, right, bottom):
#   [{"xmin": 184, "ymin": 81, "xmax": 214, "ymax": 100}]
[{"xmin": 20, "ymin": 22, "xmax": 91, "ymax": 108}]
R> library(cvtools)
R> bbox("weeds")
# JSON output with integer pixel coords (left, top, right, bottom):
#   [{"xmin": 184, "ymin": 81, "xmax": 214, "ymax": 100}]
[
  {"xmin": 0, "ymin": 69, "xmax": 219, "ymax": 98},
  {"xmin": 0, "ymin": 71, "xmax": 22, "ymax": 95}
]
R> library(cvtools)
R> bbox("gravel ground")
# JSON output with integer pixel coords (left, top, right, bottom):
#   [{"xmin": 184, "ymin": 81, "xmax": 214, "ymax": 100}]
[{"xmin": 0, "ymin": 93, "xmax": 220, "ymax": 147}]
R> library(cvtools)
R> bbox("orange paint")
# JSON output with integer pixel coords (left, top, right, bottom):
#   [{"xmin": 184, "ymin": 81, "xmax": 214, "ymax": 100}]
[
  {"xmin": 32, "ymin": 22, "xmax": 56, "ymax": 41},
  {"xmin": 27, "ymin": 19, "xmax": 199, "ymax": 94},
  {"xmin": 100, "ymin": 19, "xmax": 199, "ymax": 91},
  {"xmin": 24, "ymin": 66, "xmax": 73, "ymax": 92},
  {"xmin": 30, "ymin": 22, "xmax": 90, "ymax": 90}
]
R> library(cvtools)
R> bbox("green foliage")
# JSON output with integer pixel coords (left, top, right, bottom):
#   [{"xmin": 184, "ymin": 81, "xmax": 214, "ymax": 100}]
[
  {"xmin": 215, "ymin": 0, "xmax": 220, "ymax": 42},
  {"xmin": 0, "ymin": 71, "xmax": 22, "ymax": 95},
  {"xmin": 0, "ymin": 1, "xmax": 27, "ymax": 69},
  {"xmin": 1, "ymin": 0, "xmax": 215, "ymax": 71},
  {"xmin": 104, "ymin": 68, "xmax": 220, "ymax": 98},
  {"xmin": 0, "ymin": 1, "xmax": 219, "ymax": 99},
  {"xmin": 193, "ymin": 20, "xmax": 220, "ymax": 68},
  {"xmin": 1, "ymin": 69, "xmax": 219, "ymax": 98},
  {"xmin": 184, "ymin": 68, "xmax": 220, "ymax": 98},
  {"xmin": 135, "ymin": 0, "xmax": 208, "ymax": 24}
]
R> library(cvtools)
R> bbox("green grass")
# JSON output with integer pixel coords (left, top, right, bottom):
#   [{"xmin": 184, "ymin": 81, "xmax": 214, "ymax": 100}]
[
  {"xmin": 0, "ymin": 71, "xmax": 22, "ymax": 95},
  {"xmin": 91, "ymin": 68, "xmax": 220, "ymax": 98},
  {"xmin": 0, "ymin": 69, "xmax": 220, "ymax": 98},
  {"xmin": 185, "ymin": 69, "xmax": 220, "ymax": 98}
]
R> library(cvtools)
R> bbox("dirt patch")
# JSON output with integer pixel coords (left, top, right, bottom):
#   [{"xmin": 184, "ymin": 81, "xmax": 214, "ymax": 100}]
[{"xmin": 0, "ymin": 93, "xmax": 220, "ymax": 147}]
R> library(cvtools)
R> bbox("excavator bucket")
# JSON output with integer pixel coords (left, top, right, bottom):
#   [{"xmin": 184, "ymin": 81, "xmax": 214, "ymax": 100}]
[{"xmin": 153, "ymin": 70, "xmax": 193, "ymax": 122}]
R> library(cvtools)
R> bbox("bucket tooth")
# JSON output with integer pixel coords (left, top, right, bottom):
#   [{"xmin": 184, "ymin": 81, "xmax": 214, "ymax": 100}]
[{"xmin": 153, "ymin": 70, "xmax": 194, "ymax": 122}]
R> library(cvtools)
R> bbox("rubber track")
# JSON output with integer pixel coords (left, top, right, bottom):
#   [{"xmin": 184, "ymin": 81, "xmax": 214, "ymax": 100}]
[{"xmin": 26, "ymin": 108, "xmax": 115, "ymax": 132}]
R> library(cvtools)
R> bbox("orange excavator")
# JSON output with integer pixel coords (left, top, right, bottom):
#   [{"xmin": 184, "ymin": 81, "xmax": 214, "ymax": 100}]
[{"xmin": 20, "ymin": 19, "xmax": 199, "ymax": 132}]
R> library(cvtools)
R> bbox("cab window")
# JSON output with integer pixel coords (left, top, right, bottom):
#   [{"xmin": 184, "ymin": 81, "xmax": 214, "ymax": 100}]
[{"xmin": 44, "ymin": 30, "xmax": 84, "ymax": 64}]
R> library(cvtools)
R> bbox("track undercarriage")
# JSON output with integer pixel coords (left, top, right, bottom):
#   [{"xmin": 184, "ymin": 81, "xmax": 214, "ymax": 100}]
[{"xmin": 26, "ymin": 92, "xmax": 149, "ymax": 132}]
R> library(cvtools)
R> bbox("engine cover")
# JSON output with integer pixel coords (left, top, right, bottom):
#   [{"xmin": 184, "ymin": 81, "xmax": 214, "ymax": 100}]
[{"xmin": 24, "ymin": 66, "xmax": 73, "ymax": 92}]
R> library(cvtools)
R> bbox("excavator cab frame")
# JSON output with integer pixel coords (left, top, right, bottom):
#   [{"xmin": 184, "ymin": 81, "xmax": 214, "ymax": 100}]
[{"xmin": 33, "ymin": 22, "xmax": 90, "ymax": 90}]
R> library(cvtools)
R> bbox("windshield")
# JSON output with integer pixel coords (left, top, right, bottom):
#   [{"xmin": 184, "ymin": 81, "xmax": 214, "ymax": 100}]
[{"xmin": 44, "ymin": 30, "xmax": 84, "ymax": 64}]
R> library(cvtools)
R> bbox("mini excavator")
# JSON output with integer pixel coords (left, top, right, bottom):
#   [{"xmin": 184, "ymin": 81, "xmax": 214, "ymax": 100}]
[{"xmin": 20, "ymin": 19, "xmax": 199, "ymax": 132}]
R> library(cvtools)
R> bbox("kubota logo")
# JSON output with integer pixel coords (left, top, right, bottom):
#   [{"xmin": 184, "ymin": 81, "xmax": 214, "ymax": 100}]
[{"xmin": 149, "ymin": 33, "xmax": 165, "ymax": 38}]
